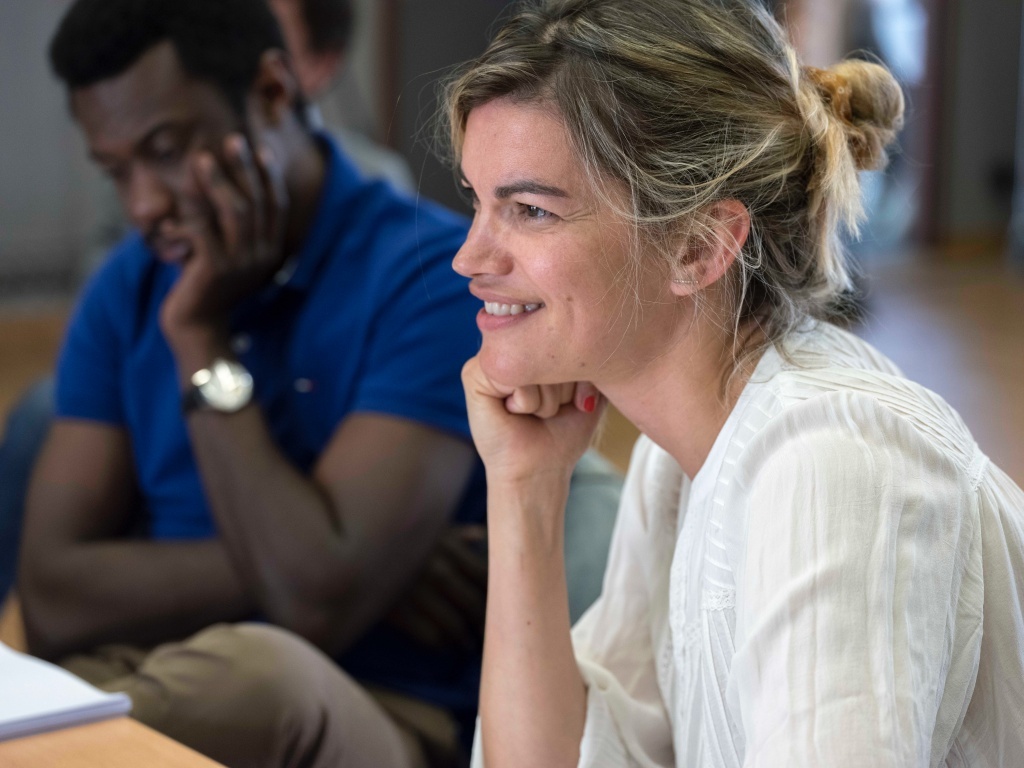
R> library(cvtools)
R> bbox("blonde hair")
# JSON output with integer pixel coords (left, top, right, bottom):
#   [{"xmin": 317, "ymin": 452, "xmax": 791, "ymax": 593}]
[{"xmin": 443, "ymin": 0, "xmax": 904, "ymax": 370}]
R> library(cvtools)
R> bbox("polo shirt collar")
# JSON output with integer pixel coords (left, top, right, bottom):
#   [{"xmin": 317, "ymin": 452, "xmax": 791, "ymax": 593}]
[{"xmin": 271, "ymin": 132, "xmax": 364, "ymax": 295}]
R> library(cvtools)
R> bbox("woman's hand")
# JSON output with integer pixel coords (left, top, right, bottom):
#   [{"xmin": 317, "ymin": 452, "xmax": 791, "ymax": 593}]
[
  {"xmin": 464, "ymin": 356, "xmax": 593, "ymax": 767},
  {"xmin": 461, "ymin": 355, "xmax": 604, "ymax": 488}
]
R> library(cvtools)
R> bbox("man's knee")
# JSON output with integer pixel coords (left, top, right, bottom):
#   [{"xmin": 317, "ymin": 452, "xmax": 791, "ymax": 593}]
[
  {"xmin": 123, "ymin": 623, "xmax": 415, "ymax": 768},
  {"xmin": 135, "ymin": 623, "xmax": 328, "ymax": 724},
  {"xmin": 125, "ymin": 623, "xmax": 341, "ymax": 765}
]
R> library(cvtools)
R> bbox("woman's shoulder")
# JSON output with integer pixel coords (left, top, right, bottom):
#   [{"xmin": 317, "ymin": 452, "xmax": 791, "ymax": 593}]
[
  {"xmin": 747, "ymin": 323, "xmax": 984, "ymax": 480},
  {"xmin": 778, "ymin": 321, "xmax": 905, "ymax": 378}
]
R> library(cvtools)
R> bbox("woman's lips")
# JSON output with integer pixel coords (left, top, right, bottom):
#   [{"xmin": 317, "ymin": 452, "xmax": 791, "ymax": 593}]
[{"xmin": 476, "ymin": 300, "xmax": 545, "ymax": 331}]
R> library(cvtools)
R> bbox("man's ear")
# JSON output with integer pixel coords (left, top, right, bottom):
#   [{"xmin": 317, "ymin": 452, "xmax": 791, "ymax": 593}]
[
  {"xmin": 668, "ymin": 199, "xmax": 750, "ymax": 297},
  {"xmin": 249, "ymin": 49, "xmax": 302, "ymax": 127}
]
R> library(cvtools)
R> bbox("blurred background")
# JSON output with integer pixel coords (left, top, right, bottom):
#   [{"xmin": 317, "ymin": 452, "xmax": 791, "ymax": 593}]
[{"xmin": 0, "ymin": 0, "xmax": 1021, "ymax": 484}]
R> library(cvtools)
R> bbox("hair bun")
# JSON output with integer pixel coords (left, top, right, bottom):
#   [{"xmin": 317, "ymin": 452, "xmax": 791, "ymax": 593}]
[{"xmin": 805, "ymin": 60, "xmax": 905, "ymax": 171}]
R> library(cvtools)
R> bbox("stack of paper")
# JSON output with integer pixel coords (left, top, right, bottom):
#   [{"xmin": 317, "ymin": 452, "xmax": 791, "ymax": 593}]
[{"xmin": 0, "ymin": 641, "xmax": 132, "ymax": 741}]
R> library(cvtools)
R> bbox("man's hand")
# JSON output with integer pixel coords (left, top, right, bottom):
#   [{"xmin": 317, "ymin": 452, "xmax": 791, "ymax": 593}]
[
  {"xmin": 159, "ymin": 134, "xmax": 289, "ymax": 351},
  {"xmin": 385, "ymin": 524, "xmax": 488, "ymax": 651}
]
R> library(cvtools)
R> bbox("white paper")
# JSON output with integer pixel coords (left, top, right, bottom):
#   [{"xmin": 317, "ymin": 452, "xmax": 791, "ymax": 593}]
[{"xmin": 0, "ymin": 642, "xmax": 132, "ymax": 741}]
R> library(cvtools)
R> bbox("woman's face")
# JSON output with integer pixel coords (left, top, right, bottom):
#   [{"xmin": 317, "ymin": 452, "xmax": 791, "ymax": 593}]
[{"xmin": 453, "ymin": 98, "xmax": 677, "ymax": 389}]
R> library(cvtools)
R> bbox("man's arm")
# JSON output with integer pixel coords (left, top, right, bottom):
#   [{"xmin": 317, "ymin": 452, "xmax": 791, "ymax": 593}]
[
  {"xmin": 18, "ymin": 420, "xmax": 254, "ymax": 660},
  {"xmin": 186, "ymin": 404, "xmax": 476, "ymax": 655}
]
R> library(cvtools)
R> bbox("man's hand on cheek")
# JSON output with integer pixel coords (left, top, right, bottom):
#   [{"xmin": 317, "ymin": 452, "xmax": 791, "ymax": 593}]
[{"xmin": 159, "ymin": 133, "xmax": 289, "ymax": 350}]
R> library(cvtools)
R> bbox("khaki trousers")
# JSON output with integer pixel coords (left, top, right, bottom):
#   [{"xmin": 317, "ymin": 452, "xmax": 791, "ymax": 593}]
[{"xmin": 59, "ymin": 623, "xmax": 463, "ymax": 768}]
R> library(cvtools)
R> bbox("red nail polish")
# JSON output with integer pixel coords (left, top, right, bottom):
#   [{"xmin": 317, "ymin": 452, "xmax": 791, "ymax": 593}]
[{"xmin": 583, "ymin": 395, "xmax": 596, "ymax": 413}]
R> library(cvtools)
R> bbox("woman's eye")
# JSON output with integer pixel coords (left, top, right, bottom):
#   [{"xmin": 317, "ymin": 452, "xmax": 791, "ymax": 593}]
[{"xmin": 521, "ymin": 204, "xmax": 553, "ymax": 220}]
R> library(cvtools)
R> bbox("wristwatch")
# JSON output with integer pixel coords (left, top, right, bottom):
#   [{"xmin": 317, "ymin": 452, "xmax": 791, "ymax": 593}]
[{"xmin": 182, "ymin": 358, "xmax": 254, "ymax": 413}]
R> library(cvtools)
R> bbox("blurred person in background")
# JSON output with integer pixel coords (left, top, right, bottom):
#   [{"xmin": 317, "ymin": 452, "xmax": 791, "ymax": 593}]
[
  {"xmin": 0, "ymin": 0, "xmax": 414, "ymax": 603},
  {"xmin": 14, "ymin": 0, "xmax": 489, "ymax": 765},
  {"xmin": 269, "ymin": 0, "xmax": 416, "ymax": 192},
  {"xmin": 446, "ymin": 0, "xmax": 1024, "ymax": 765}
]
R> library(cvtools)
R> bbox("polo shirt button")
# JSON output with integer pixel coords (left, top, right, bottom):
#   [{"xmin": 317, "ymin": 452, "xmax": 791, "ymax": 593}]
[
  {"xmin": 231, "ymin": 334, "xmax": 252, "ymax": 354},
  {"xmin": 294, "ymin": 378, "xmax": 315, "ymax": 393}
]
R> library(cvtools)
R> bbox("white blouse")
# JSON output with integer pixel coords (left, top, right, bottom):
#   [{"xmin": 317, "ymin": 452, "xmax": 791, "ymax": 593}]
[{"xmin": 472, "ymin": 323, "xmax": 1024, "ymax": 767}]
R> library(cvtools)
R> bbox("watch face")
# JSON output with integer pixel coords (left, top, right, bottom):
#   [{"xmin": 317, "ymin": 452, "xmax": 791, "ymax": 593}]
[{"xmin": 194, "ymin": 359, "xmax": 254, "ymax": 412}]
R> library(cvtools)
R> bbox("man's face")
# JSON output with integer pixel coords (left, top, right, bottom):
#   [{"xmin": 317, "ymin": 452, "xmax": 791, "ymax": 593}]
[{"xmin": 73, "ymin": 40, "xmax": 248, "ymax": 265}]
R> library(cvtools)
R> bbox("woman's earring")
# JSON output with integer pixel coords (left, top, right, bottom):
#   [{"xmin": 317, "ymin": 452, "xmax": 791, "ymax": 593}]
[{"xmin": 671, "ymin": 277, "xmax": 698, "ymax": 286}]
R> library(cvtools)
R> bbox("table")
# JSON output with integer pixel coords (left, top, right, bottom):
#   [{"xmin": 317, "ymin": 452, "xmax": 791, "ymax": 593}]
[{"xmin": 0, "ymin": 717, "xmax": 225, "ymax": 767}]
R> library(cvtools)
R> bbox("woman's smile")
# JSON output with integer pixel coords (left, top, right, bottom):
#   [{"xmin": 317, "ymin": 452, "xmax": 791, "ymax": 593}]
[{"xmin": 482, "ymin": 301, "xmax": 542, "ymax": 317}]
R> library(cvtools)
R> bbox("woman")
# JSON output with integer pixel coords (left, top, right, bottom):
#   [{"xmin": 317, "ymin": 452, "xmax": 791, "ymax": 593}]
[{"xmin": 446, "ymin": 0, "xmax": 1024, "ymax": 765}]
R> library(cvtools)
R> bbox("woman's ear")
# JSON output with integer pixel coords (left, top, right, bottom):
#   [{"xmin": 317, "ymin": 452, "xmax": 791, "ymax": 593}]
[
  {"xmin": 669, "ymin": 199, "xmax": 750, "ymax": 297},
  {"xmin": 247, "ymin": 49, "xmax": 302, "ymax": 127}
]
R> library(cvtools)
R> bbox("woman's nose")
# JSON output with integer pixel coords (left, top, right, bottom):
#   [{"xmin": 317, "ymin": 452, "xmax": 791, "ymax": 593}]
[{"xmin": 453, "ymin": 218, "xmax": 511, "ymax": 278}]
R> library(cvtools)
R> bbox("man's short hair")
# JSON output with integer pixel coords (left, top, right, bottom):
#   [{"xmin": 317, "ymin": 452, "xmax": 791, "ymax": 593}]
[
  {"xmin": 300, "ymin": 0, "xmax": 353, "ymax": 55},
  {"xmin": 50, "ymin": 0, "xmax": 288, "ymax": 117}
]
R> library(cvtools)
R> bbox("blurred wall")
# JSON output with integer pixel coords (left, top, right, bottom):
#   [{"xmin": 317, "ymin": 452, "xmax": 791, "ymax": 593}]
[
  {"xmin": 940, "ymin": 0, "xmax": 1022, "ymax": 241},
  {"xmin": 0, "ymin": 0, "xmax": 105, "ymax": 297},
  {"xmin": 393, "ymin": 0, "xmax": 516, "ymax": 213},
  {"xmin": 1013, "ymin": 8, "xmax": 1024, "ymax": 268}
]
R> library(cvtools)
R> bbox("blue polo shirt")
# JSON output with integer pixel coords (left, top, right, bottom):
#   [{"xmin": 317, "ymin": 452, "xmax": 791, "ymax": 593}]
[{"xmin": 55, "ymin": 135, "xmax": 485, "ymax": 732}]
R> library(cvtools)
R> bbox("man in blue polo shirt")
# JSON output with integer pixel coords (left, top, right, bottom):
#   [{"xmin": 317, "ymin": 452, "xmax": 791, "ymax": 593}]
[{"xmin": 17, "ymin": 1, "xmax": 484, "ymax": 766}]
